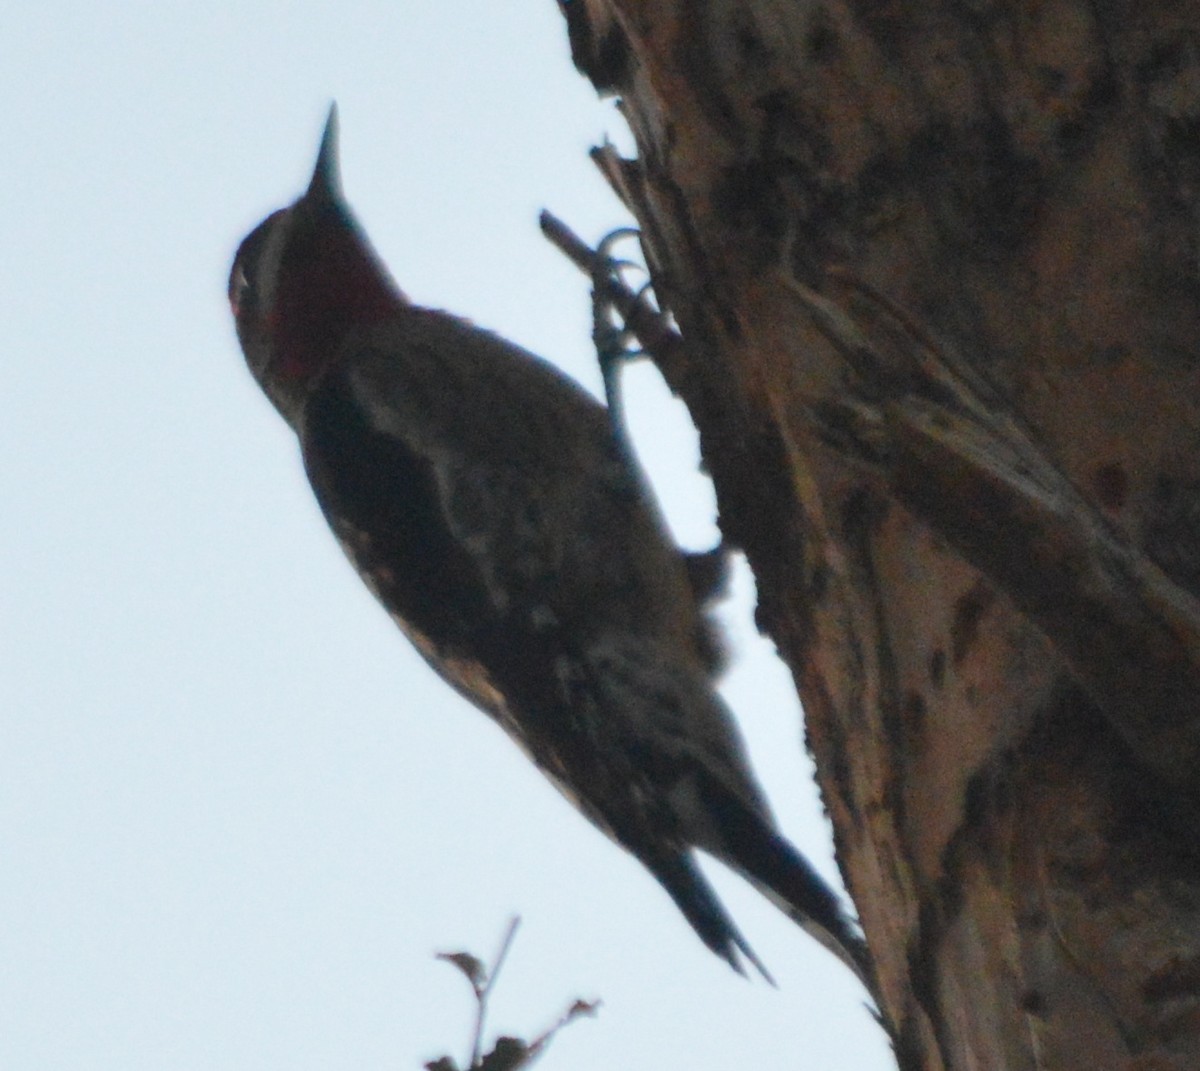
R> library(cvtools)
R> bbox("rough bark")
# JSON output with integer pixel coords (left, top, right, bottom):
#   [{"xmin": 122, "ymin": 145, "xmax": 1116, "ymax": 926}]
[{"xmin": 555, "ymin": 2, "xmax": 1200, "ymax": 1069}]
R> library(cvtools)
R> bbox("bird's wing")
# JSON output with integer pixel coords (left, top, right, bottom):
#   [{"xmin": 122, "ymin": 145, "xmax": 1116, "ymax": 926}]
[
  {"xmin": 301, "ymin": 312, "xmax": 768, "ymax": 815},
  {"xmin": 314, "ymin": 313, "xmax": 697, "ymax": 639}
]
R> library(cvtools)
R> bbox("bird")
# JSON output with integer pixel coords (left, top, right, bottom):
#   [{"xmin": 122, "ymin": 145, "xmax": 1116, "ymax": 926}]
[{"xmin": 227, "ymin": 105, "xmax": 874, "ymax": 992}]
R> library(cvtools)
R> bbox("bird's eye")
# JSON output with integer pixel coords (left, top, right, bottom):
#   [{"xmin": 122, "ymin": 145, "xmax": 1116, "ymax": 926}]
[
  {"xmin": 229, "ymin": 209, "xmax": 287, "ymax": 322},
  {"xmin": 229, "ymin": 262, "xmax": 252, "ymax": 317}
]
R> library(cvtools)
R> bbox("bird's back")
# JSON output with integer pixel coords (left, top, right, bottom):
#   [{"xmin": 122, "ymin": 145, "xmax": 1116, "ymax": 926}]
[{"xmin": 299, "ymin": 308, "xmax": 769, "ymax": 818}]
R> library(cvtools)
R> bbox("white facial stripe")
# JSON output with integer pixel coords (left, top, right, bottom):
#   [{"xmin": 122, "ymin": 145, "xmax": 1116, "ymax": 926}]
[
  {"xmin": 229, "ymin": 263, "xmax": 250, "ymax": 316},
  {"xmin": 255, "ymin": 205, "xmax": 296, "ymax": 317}
]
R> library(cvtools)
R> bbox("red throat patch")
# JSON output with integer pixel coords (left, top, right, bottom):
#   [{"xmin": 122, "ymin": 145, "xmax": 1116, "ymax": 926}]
[{"xmin": 270, "ymin": 218, "xmax": 402, "ymax": 385}]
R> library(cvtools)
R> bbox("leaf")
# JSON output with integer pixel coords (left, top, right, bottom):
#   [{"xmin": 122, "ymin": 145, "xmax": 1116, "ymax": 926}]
[
  {"xmin": 479, "ymin": 1036, "xmax": 530, "ymax": 1071},
  {"xmin": 562, "ymin": 999, "xmax": 601, "ymax": 1024},
  {"xmin": 436, "ymin": 951, "xmax": 487, "ymax": 991}
]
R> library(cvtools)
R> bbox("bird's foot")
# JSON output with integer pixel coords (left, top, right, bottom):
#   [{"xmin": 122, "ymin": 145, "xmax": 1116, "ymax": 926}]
[{"xmin": 589, "ymin": 228, "xmax": 656, "ymax": 428}]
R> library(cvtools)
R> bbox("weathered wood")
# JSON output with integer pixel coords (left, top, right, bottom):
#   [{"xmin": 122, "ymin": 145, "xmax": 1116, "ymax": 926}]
[{"xmin": 556, "ymin": 3, "xmax": 1200, "ymax": 1068}]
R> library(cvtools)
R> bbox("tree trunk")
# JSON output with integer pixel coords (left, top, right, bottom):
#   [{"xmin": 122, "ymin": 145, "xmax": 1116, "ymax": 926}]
[{"xmin": 556, "ymin": 2, "xmax": 1200, "ymax": 1068}]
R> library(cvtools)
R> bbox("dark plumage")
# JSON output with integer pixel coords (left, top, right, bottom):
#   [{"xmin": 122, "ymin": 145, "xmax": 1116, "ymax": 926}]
[{"xmin": 228, "ymin": 107, "xmax": 873, "ymax": 991}]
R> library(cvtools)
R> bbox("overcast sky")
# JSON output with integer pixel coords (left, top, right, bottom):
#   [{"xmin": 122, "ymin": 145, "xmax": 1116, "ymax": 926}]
[{"xmin": 4, "ymin": 4, "xmax": 891, "ymax": 1069}]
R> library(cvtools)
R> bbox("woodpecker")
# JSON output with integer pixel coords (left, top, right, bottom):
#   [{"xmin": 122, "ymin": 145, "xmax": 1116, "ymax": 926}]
[{"xmin": 228, "ymin": 106, "xmax": 873, "ymax": 991}]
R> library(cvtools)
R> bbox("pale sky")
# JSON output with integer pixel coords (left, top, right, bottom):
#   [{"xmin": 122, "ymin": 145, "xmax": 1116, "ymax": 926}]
[{"xmin": 4, "ymin": 4, "xmax": 891, "ymax": 1068}]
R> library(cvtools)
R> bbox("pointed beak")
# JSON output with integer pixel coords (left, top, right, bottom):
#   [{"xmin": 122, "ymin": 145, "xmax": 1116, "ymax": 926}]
[{"xmin": 307, "ymin": 102, "xmax": 342, "ymax": 203}]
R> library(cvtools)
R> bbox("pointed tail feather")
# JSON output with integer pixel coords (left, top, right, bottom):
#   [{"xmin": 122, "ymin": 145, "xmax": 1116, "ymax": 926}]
[
  {"xmin": 742, "ymin": 829, "xmax": 874, "ymax": 991},
  {"xmin": 692, "ymin": 775, "xmax": 878, "ymax": 997},
  {"xmin": 644, "ymin": 849, "xmax": 776, "ymax": 984}
]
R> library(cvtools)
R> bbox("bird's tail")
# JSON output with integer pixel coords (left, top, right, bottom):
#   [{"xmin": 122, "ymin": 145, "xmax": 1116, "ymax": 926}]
[
  {"xmin": 693, "ymin": 774, "xmax": 878, "ymax": 998},
  {"xmin": 644, "ymin": 848, "xmax": 776, "ymax": 984},
  {"xmin": 740, "ymin": 831, "xmax": 876, "ymax": 994}
]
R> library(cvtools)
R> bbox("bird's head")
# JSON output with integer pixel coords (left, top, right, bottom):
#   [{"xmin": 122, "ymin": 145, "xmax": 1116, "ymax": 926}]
[{"xmin": 229, "ymin": 105, "xmax": 403, "ymax": 427}]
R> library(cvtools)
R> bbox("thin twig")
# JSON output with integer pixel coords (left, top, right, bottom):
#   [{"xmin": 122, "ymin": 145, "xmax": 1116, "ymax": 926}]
[{"xmin": 469, "ymin": 917, "xmax": 522, "ymax": 1068}]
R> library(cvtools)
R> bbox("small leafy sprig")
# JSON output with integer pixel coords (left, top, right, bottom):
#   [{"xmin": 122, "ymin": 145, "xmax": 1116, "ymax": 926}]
[{"xmin": 424, "ymin": 918, "xmax": 600, "ymax": 1071}]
